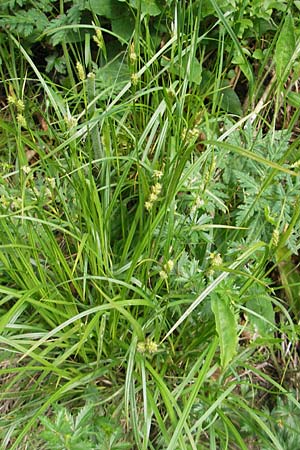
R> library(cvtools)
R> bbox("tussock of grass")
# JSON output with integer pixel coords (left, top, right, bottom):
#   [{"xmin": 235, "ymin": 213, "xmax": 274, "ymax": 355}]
[{"xmin": 1, "ymin": 1, "xmax": 300, "ymax": 449}]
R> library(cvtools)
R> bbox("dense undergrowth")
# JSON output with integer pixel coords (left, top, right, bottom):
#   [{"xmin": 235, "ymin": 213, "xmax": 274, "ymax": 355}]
[{"xmin": 1, "ymin": 1, "xmax": 300, "ymax": 449}]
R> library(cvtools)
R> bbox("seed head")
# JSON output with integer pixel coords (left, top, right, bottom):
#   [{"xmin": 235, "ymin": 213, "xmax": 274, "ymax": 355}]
[
  {"xmin": 131, "ymin": 73, "xmax": 139, "ymax": 86},
  {"xmin": 76, "ymin": 61, "xmax": 85, "ymax": 81},
  {"xmin": 209, "ymin": 252, "xmax": 223, "ymax": 267},
  {"xmin": 17, "ymin": 114, "xmax": 27, "ymax": 128},
  {"xmin": 271, "ymin": 229, "xmax": 280, "ymax": 247},
  {"xmin": 129, "ymin": 42, "xmax": 137, "ymax": 63},
  {"xmin": 93, "ymin": 28, "xmax": 105, "ymax": 50},
  {"xmin": 16, "ymin": 99, "xmax": 25, "ymax": 112}
]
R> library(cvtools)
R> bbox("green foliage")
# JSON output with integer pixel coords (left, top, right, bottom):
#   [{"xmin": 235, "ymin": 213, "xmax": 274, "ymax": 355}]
[
  {"xmin": 265, "ymin": 394, "xmax": 300, "ymax": 450},
  {"xmin": 217, "ymin": 123, "xmax": 300, "ymax": 252},
  {"xmin": 211, "ymin": 284, "xmax": 238, "ymax": 369},
  {"xmin": 0, "ymin": 0, "xmax": 52, "ymax": 41},
  {"xmin": 46, "ymin": 3, "xmax": 84, "ymax": 47},
  {"xmin": 1, "ymin": 1, "xmax": 300, "ymax": 449},
  {"xmin": 239, "ymin": 393, "xmax": 300, "ymax": 450},
  {"xmin": 245, "ymin": 290, "xmax": 275, "ymax": 338},
  {"xmin": 0, "ymin": 0, "xmax": 162, "ymax": 45},
  {"xmin": 275, "ymin": 13, "xmax": 296, "ymax": 85},
  {"xmin": 40, "ymin": 403, "xmax": 131, "ymax": 450},
  {"xmin": 0, "ymin": 8, "xmax": 48, "ymax": 37}
]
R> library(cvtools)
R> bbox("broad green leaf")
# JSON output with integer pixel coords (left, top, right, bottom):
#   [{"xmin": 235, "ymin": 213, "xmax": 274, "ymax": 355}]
[
  {"xmin": 86, "ymin": 0, "xmax": 134, "ymax": 43},
  {"xmin": 161, "ymin": 54, "xmax": 202, "ymax": 85},
  {"xmin": 187, "ymin": 56, "xmax": 202, "ymax": 84},
  {"xmin": 232, "ymin": 49, "xmax": 252, "ymax": 83},
  {"xmin": 220, "ymin": 83, "xmax": 242, "ymax": 116},
  {"xmin": 252, "ymin": 49, "xmax": 264, "ymax": 60},
  {"xmin": 246, "ymin": 296, "xmax": 275, "ymax": 338},
  {"xmin": 95, "ymin": 57, "xmax": 130, "ymax": 90},
  {"xmin": 89, "ymin": 0, "xmax": 123, "ymax": 18},
  {"xmin": 275, "ymin": 14, "xmax": 295, "ymax": 83},
  {"xmin": 210, "ymin": 0, "xmax": 253, "ymax": 86},
  {"xmin": 287, "ymin": 92, "xmax": 300, "ymax": 108},
  {"xmin": 201, "ymin": 0, "xmax": 236, "ymax": 17},
  {"xmin": 211, "ymin": 292, "xmax": 237, "ymax": 369},
  {"xmin": 269, "ymin": 1, "xmax": 288, "ymax": 12},
  {"xmin": 111, "ymin": 13, "xmax": 135, "ymax": 41},
  {"xmin": 130, "ymin": 0, "xmax": 161, "ymax": 16},
  {"xmin": 276, "ymin": 245, "xmax": 300, "ymax": 314},
  {"xmin": 236, "ymin": 18, "xmax": 253, "ymax": 38}
]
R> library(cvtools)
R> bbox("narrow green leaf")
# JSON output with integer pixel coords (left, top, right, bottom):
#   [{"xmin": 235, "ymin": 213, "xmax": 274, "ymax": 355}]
[
  {"xmin": 275, "ymin": 14, "xmax": 295, "ymax": 83},
  {"xmin": 166, "ymin": 338, "xmax": 218, "ymax": 450},
  {"xmin": 209, "ymin": 0, "xmax": 254, "ymax": 87},
  {"xmin": 211, "ymin": 292, "xmax": 237, "ymax": 369}
]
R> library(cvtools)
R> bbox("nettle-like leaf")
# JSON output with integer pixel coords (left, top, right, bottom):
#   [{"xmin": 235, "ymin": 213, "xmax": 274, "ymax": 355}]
[
  {"xmin": 180, "ymin": 160, "xmax": 228, "ymax": 216},
  {"xmin": 174, "ymin": 252, "xmax": 202, "ymax": 286},
  {"xmin": 254, "ymin": 129, "xmax": 291, "ymax": 161},
  {"xmin": 210, "ymin": 288, "xmax": 237, "ymax": 369},
  {"xmin": 261, "ymin": 394, "xmax": 300, "ymax": 450}
]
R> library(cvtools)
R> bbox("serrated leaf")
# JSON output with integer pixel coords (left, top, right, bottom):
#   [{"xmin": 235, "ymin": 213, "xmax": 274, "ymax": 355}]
[
  {"xmin": 48, "ymin": 5, "xmax": 82, "ymax": 46},
  {"xmin": 211, "ymin": 292, "xmax": 237, "ymax": 369},
  {"xmin": 275, "ymin": 14, "xmax": 295, "ymax": 83},
  {"xmin": 0, "ymin": 8, "xmax": 48, "ymax": 38}
]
